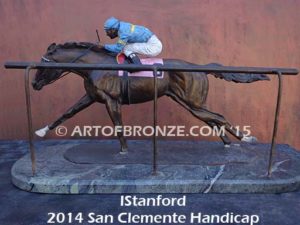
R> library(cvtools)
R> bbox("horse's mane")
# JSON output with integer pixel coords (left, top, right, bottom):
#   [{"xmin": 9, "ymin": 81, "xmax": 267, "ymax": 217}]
[{"xmin": 47, "ymin": 41, "xmax": 115, "ymax": 56}]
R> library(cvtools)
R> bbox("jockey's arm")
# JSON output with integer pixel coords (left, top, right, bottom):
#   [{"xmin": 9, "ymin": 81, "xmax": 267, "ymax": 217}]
[
  {"xmin": 104, "ymin": 39, "xmax": 125, "ymax": 53},
  {"xmin": 104, "ymin": 31, "xmax": 130, "ymax": 53}
]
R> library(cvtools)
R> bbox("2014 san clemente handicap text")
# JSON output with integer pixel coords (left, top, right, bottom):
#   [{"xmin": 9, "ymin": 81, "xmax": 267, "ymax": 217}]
[{"xmin": 48, "ymin": 212, "xmax": 260, "ymax": 224}]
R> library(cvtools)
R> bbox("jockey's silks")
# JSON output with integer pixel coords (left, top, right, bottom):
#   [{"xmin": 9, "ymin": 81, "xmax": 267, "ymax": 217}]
[{"xmin": 104, "ymin": 21, "xmax": 153, "ymax": 53}]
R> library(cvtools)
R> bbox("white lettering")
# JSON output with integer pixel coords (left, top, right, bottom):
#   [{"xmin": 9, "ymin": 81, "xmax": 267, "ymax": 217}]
[
  {"xmin": 88, "ymin": 213, "xmax": 114, "ymax": 224},
  {"xmin": 120, "ymin": 195, "xmax": 186, "ymax": 207},
  {"xmin": 84, "ymin": 126, "xmax": 93, "ymax": 136},
  {"xmin": 118, "ymin": 212, "xmax": 186, "ymax": 224},
  {"xmin": 190, "ymin": 212, "xmax": 260, "ymax": 224},
  {"xmin": 70, "ymin": 126, "xmax": 82, "ymax": 136}
]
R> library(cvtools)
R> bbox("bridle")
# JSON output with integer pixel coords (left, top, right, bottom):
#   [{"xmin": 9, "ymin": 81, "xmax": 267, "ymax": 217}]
[
  {"xmin": 40, "ymin": 56, "xmax": 70, "ymax": 84},
  {"xmin": 40, "ymin": 44, "xmax": 96, "ymax": 84}
]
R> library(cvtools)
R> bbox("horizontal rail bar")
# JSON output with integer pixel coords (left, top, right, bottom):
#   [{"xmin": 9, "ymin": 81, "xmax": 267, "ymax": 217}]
[{"xmin": 4, "ymin": 62, "xmax": 299, "ymax": 75}]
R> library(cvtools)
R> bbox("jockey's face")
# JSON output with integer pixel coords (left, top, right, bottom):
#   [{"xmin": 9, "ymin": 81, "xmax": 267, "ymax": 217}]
[{"xmin": 106, "ymin": 28, "xmax": 118, "ymax": 39}]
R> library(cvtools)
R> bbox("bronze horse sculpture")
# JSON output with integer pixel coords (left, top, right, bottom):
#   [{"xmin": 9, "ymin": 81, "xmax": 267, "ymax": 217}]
[{"xmin": 32, "ymin": 42, "xmax": 269, "ymax": 153}]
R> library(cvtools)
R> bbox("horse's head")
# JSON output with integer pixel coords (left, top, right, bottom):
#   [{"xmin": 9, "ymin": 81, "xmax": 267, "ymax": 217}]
[
  {"xmin": 32, "ymin": 43, "xmax": 66, "ymax": 90},
  {"xmin": 32, "ymin": 42, "xmax": 110, "ymax": 90}
]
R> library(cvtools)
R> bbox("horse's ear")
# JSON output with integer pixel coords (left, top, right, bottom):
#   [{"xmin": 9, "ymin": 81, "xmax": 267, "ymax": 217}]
[{"xmin": 47, "ymin": 43, "xmax": 56, "ymax": 52}]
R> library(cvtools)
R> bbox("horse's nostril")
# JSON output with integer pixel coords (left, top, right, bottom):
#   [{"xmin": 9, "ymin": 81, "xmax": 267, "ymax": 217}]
[{"xmin": 32, "ymin": 81, "xmax": 41, "ymax": 90}]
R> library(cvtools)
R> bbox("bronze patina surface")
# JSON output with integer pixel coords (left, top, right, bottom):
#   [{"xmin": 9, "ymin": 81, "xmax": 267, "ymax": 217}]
[{"xmin": 29, "ymin": 42, "xmax": 270, "ymax": 151}]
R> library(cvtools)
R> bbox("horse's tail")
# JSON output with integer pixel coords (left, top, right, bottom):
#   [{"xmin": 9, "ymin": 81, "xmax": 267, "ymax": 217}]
[{"xmin": 205, "ymin": 63, "xmax": 270, "ymax": 83}]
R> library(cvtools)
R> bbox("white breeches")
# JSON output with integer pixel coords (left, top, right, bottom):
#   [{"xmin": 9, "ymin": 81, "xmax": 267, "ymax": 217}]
[{"xmin": 123, "ymin": 35, "xmax": 163, "ymax": 57}]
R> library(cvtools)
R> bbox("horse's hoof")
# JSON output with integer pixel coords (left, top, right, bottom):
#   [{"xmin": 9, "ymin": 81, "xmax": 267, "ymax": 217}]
[
  {"xmin": 35, "ymin": 126, "xmax": 49, "ymax": 137},
  {"xmin": 119, "ymin": 148, "xmax": 128, "ymax": 155},
  {"xmin": 224, "ymin": 144, "xmax": 231, "ymax": 148},
  {"xmin": 241, "ymin": 136, "xmax": 258, "ymax": 143}
]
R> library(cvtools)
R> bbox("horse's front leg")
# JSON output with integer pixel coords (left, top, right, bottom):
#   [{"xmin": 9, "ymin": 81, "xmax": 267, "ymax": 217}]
[
  {"xmin": 35, "ymin": 94, "xmax": 95, "ymax": 137},
  {"xmin": 105, "ymin": 98, "xmax": 128, "ymax": 154}
]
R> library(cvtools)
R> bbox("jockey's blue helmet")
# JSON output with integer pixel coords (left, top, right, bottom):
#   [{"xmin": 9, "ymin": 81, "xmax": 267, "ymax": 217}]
[{"xmin": 104, "ymin": 17, "xmax": 119, "ymax": 30}]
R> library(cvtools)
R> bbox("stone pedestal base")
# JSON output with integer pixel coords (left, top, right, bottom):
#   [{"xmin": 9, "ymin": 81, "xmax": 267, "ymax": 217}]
[{"xmin": 11, "ymin": 140, "xmax": 300, "ymax": 194}]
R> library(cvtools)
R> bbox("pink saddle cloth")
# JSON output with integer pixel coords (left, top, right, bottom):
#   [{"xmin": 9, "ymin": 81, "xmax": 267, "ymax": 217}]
[{"xmin": 118, "ymin": 57, "xmax": 164, "ymax": 78}]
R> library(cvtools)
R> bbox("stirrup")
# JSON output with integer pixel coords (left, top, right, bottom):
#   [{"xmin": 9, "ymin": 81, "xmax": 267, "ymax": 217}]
[{"xmin": 128, "ymin": 53, "xmax": 142, "ymax": 65}]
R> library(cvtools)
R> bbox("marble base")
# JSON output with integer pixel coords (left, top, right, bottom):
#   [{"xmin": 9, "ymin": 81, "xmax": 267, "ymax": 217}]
[{"xmin": 11, "ymin": 140, "xmax": 300, "ymax": 194}]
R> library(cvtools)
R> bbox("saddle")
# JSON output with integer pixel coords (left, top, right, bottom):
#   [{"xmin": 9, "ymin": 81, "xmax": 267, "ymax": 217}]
[
  {"xmin": 116, "ymin": 53, "xmax": 164, "ymax": 105},
  {"xmin": 116, "ymin": 53, "xmax": 164, "ymax": 78}
]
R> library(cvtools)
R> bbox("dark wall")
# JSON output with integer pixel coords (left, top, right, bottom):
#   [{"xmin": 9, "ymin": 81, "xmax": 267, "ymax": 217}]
[{"xmin": 1, "ymin": 0, "xmax": 299, "ymax": 149}]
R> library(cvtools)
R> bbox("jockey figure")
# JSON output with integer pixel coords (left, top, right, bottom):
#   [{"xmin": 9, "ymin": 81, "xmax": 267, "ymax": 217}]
[{"xmin": 103, "ymin": 17, "xmax": 163, "ymax": 64}]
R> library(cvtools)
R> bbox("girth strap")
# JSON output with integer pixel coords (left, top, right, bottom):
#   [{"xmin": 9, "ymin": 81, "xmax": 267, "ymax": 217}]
[{"xmin": 121, "ymin": 71, "xmax": 131, "ymax": 105}]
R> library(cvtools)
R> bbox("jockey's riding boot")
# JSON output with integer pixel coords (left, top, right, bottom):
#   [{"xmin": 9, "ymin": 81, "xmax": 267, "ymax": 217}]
[{"xmin": 128, "ymin": 53, "xmax": 142, "ymax": 65}]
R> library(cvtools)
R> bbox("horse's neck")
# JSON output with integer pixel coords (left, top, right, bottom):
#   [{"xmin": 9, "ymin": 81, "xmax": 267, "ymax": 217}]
[
  {"xmin": 62, "ymin": 50, "xmax": 116, "ymax": 78},
  {"xmin": 73, "ymin": 49, "xmax": 116, "ymax": 64}
]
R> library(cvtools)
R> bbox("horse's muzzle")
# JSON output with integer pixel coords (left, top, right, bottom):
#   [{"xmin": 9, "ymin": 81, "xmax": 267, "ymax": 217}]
[{"xmin": 32, "ymin": 80, "xmax": 43, "ymax": 90}]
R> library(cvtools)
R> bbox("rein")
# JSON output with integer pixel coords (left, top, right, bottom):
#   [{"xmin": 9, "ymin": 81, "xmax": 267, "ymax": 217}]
[
  {"xmin": 41, "ymin": 44, "xmax": 97, "ymax": 83},
  {"xmin": 69, "ymin": 44, "xmax": 95, "ymax": 63},
  {"xmin": 41, "ymin": 57, "xmax": 71, "ymax": 84}
]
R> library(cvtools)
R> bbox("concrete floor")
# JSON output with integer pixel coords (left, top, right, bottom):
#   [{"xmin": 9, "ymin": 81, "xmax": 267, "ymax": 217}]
[{"xmin": 0, "ymin": 140, "xmax": 299, "ymax": 225}]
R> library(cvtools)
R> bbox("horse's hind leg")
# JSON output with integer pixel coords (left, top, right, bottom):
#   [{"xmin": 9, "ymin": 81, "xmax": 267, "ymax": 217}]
[
  {"xmin": 198, "ymin": 108, "xmax": 258, "ymax": 143},
  {"xmin": 206, "ymin": 121, "xmax": 232, "ymax": 147},
  {"xmin": 35, "ymin": 94, "xmax": 95, "ymax": 137},
  {"xmin": 167, "ymin": 92, "xmax": 254, "ymax": 146},
  {"xmin": 167, "ymin": 92, "xmax": 232, "ymax": 145},
  {"xmin": 105, "ymin": 98, "xmax": 128, "ymax": 154},
  {"xmin": 192, "ymin": 108, "xmax": 243, "ymax": 139},
  {"xmin": 189, "ymin": 107, "xmax": 257, "ymax": 144}
]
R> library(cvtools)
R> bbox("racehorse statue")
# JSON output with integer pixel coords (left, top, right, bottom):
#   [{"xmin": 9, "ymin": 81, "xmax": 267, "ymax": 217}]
[{"xmin": 32, "ymin": 42, "xmax": 269, "ymax": 153}]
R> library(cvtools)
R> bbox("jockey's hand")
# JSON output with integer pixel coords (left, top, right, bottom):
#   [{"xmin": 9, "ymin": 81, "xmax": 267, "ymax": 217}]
[{"xmin": 97, "ymin": 42, "xmax": 104, "ymax": 48}]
